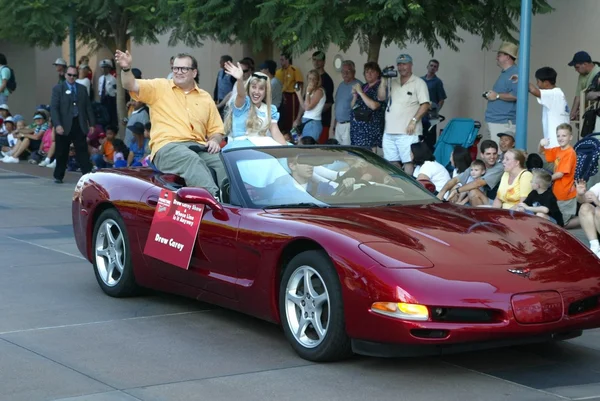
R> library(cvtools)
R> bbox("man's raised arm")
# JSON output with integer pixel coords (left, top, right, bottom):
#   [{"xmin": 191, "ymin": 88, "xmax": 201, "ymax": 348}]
[{"xmin": 115, "ymin": 50, "xmax": 139, "ymax": 95}]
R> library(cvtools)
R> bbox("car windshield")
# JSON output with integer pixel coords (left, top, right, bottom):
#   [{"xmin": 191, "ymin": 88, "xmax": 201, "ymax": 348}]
[{"xmin": 223, "ymin": 146, "xmax": 440, "ymax": 208}]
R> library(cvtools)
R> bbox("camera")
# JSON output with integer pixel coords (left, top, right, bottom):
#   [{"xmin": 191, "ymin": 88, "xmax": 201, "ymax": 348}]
[
  {"xmin": 482, "ymin": 91, "xmax": 490, "ymax": 99},
  {"xmin": 382, "ymin": 66, "xmax": 398, "ymax": 78},
  {"xmin": 294, "ymin": 82, "xmax": 301, "ymax": 91}
]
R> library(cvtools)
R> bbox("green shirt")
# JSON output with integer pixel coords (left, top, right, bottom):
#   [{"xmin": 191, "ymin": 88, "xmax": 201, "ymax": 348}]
[{"xmin": 576, "ymin": 65, "xmax": 600, "ymax": 94}]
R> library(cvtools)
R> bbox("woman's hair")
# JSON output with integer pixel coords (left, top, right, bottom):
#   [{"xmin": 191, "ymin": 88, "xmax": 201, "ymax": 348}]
[
  {"xmin": 410, "ymin": 142, "xmax": 435, "ymax": 166},
  {"xmin": 307, "ymin": 69, "xmax": 322, "ymax": 96},
  {"xmin": 526, "ymin": 153, "xmax": 544, "ymax": 170},
  {"xmin": 452, "ymin": 145, "xmax": 472, "ymax": 173},
  {"xmin": 223, "ymin": 72, "xmax": 272, "ymax": 137},
  {"xmin": 363, "ymin": 62, "xmax": 382, "ymax": 77},
  {"xmin": 300, "ymin": 136, "xmax": 317, "ymax": 145},
  {"xmin": 505, "ymin": 148, "xmax": 526, "ymax": 168}
]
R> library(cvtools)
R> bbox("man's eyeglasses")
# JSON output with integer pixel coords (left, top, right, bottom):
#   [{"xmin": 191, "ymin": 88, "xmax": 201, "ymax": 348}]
[
  {"xmin": 66, "ymin": 73, "xmax": 77, "ymax": 77},
  {"xmin": 172, "ymin": 66, "xmax": 194, "ymax": 73}
]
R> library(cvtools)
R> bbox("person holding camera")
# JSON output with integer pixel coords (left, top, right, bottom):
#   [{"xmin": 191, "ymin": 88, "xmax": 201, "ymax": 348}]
[
  {"xmin": 483, "ymin": 42, "xmax": 519, "ymax": 145},
  {"xmin": 350, "ymin": 62, "xmax": 385, "ymax": 152},
  {"xmin": 377, "ymin": 54, "xmax": 430, "ymax": 175},
  {"xmin": 293, "ymin": 70, "xmax": 326, "ymax": 141}
]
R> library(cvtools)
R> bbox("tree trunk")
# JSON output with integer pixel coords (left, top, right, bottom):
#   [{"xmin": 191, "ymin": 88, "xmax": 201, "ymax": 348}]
[
  {"xmin": 367, "ymin": 33, "xmax": 383, "ymax": 63},
  {"xmin": 114, "ymin": 35, "xmax": 128, "ymax": 139}
]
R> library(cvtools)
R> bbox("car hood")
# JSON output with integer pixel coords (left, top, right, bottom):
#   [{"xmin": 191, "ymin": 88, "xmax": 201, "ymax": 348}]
[{"xmin": 267, "ymin": 203, "xmax": 588, "ymax": 268}]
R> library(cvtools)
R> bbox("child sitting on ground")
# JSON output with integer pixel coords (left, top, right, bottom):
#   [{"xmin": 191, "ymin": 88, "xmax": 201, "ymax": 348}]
[
  {"xmin": 448, "ymin": 159, "xmax": 486, "ymax": 204},
  {"xmin": 517, "ymin": 168, "xmax": 563, "ymax": 226}
]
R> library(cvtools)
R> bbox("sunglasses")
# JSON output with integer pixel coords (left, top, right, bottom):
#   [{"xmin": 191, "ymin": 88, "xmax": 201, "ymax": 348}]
[
  {"xmin": 66, "ymin": 73, "xmax": 77, "ymax": 77},
  {"xmin": 243, "ymin": 69, "xmax": 249, "ymax": 73},
  {"xmin": 252, "ymin": 73, "xmax": 267, "ymax": 81}
]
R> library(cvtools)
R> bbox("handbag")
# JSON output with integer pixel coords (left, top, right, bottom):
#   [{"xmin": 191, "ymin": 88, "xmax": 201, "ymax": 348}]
[{"xmin": 353, "ymin": 107, "xmax": 372, "ymax": 122}]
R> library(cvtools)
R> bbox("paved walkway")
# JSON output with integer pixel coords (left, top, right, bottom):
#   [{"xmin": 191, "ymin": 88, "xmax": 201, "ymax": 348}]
[{"xmin": 0, "ymin": 162, "xmax": 599, "ymax": 401}]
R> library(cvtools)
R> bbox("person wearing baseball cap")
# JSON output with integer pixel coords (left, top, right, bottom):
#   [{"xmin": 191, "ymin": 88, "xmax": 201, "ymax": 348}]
[
  {"xmin": 568, "ymin": 51, "xmax": 600, "ymax": 121},
  {"xmin": 54, "ymin": 57, "xmax": 67, "ymax": 83},
  {"xmin": 497, "ymin": 132, "xmax": 515, "ymax": 162},
  {"xmin": 127, "ymin": 122, "xmax": 150, "ymax": 166},
  {"xmin": 377, "ymin": 53, "xmax": 430, "ymax": 175}
]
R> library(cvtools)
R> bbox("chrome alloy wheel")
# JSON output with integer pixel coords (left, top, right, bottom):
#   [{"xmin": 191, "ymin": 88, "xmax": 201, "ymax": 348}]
[
  {"xmin": 284, "ymin": 265, "xmax": 331, "ymax": 348},
  {"xmin": 94, "ymin": 218, "xmax": 126, "ymax": 287}
]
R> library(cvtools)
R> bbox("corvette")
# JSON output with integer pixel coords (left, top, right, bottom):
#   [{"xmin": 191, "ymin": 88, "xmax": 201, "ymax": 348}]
[{"xmin": 72, "ymin": 145, "xmax": 600, "ymax": 361}]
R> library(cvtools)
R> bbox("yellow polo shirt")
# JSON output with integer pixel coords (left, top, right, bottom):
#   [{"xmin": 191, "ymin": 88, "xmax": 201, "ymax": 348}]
[
  {"xmin": 130, "ymin": 79, "xmax": 224, "ymax": 158},
  {"xmin": 275, "ymin": 66, "xmax": 304, "ymax": 93}
]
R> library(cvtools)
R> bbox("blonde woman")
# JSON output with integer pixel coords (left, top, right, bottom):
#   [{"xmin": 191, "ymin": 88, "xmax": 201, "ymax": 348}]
[
  {"xmin": 222, "ymin": 61, "xmax": 287, "ymax": 150},
  {"xmin": 293, "ymin": 69, "xmax": 325, "ymax": 141}
]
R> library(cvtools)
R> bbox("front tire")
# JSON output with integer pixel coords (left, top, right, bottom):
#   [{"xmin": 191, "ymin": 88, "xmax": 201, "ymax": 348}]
[
  {"xmin": 92, "ymin": 208, "xmax": 139, "ymax": 297},
  {"xmin": 279, "ymin": 250, "xmax": 352, "ymax": 362}
]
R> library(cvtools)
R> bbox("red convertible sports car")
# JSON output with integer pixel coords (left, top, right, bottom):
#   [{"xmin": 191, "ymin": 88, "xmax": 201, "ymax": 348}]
[{"xmin": 73, "ymin": 145, "xmax": 600, "ymax": 362}]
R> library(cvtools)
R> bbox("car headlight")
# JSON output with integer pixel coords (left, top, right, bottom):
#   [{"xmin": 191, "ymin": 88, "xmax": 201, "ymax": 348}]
[{"xmin": 371, "ymin": 302, "xmax": 429, "ymax": 321}]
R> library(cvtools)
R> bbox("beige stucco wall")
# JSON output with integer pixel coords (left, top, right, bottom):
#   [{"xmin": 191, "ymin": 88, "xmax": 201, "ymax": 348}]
[
  {"xmin": 280, "ymin": 0, "xmax": 599, "ymax": 152},
  {"xmin": 0, "ymin": 41, "xmax": 62, "ymax": 118},
  {"xmin": 4, "ymin": 0, "xmax": 599, "ymax": 152}
]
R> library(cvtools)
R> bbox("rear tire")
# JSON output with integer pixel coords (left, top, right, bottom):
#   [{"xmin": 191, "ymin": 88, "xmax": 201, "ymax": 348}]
[
  {"xmin": 279, "ymin": 250, "xmax": 352, "ymax": 362},
  {"xmin": 92, "ymin": 208, "xmax": 139, "ymax": 297}
]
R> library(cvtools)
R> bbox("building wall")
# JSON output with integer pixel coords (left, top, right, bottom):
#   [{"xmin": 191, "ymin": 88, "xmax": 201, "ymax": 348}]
[
  {"xmin": 4, "ymin": 0, "xmax": 599, "ymax": 151},
  {"xmin": 283, "ymin": 0, "xmax": 600, "ymax": 152},
  {"xmin": 0, "ymin": 41, "xmax": 61, "ymax": 118}
]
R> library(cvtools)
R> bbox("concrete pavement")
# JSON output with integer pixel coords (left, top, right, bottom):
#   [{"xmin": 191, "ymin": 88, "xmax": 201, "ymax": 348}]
[{"xmin": 1, "ymin": 163, "xmax": 600, "ymax": 401}]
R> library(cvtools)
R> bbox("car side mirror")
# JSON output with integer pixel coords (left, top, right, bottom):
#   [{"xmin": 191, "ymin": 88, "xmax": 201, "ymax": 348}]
[{"xmin": 175, "ymin": 187, "xmax": 228, "ymax": 221}]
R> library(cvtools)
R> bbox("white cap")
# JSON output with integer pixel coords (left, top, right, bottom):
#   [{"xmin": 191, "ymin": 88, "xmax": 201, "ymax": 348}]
[
  {"xmin": 53, "ymin": 58, "xmax": 67, "ymax": 66},
  {"xmin": 99, "ymin": 59, "xmax": 113, "ymax": 68},
  {"xmin": 4, "ymin": 116, "xmax": 14, "ymax": 123},
  {"xmin": 0, "ymin": 104, "xmax": 9, "ymax": 111}
]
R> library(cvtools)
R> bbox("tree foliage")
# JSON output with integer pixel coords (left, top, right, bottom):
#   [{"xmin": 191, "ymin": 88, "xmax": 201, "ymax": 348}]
[
  {"xmin": 170, "ymin": 0, "xmax": 553, "ymax": 62},
  {"xmin": 253, "ymin": 0, "xmax": 554, "ymax": 61},
  {"xmin": 0, "ymin": 0, "xmax": 171, "ymax": 126}
]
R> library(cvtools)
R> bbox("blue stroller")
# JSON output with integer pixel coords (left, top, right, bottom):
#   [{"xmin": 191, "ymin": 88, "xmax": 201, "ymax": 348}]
[{"xmin": 433, "ymin": 118, "xmax": 481, "ymax": 170}]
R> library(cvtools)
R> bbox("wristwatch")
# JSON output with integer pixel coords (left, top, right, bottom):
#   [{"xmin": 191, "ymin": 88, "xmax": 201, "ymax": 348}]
[
  {"xmin": 411, "ymin": 117, "xmax": 417, "ymax": 123},
  {"xmin": 122, "ymin": 67, "xmax": 131, "ymax": 72},
  {"xmin": 496, "ymin": 93, "xmax": 500, "ymax": 100}
]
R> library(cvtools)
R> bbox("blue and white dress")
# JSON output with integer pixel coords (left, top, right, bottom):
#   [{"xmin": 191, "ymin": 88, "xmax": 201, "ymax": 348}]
[
  {"xmin": 223, "ymin": 96, "xmax": 288, "ymax": 187},
  {"xmin": 223, "ymin": 96, "xmax": 282, "ymax": 150}
]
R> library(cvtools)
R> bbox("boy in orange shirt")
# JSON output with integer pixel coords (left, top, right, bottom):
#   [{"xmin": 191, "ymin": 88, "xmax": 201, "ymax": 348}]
[
  {"xmin": 539, "ymin": 123, "xmax": 577, "ymax": 226},
  {"xmin": 91, "ymin": 126, "xmax": 117, "ymax": 169}
]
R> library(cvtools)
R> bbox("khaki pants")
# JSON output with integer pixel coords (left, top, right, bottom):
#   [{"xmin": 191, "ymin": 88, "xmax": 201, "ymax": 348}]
[
  {"xmin": 334, "ymin": 122, "xmax": 351, "ymax": 145},
  {"xmin": 558, "ymin": 197, "xmax": 577, "ymax": 225},
  {"xmin": 153, "ymin": 141, "xmax": 226, "ymax": 197},
  {"xmin": 487, "ymin": 121, "xmax": 516, "ymax": 146}
]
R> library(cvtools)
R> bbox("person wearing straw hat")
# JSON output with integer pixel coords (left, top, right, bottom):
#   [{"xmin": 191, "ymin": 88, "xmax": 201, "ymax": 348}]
[{"xmin": 484, "ymin": 41, "xmax": 519, "ymax": 146}]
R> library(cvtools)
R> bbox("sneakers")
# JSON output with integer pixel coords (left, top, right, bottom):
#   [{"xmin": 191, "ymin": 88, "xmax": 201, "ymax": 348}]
[
  {"xmin": 39, "ymin": 158, "xmax": 50, "ymax": 167},
  {"xmin": 46, "ymin": 160, "xmax": 56, "ymax": 168},
  {"xmin": 1, "ymin": 156, "xmax": 19, "ymax": 163}
]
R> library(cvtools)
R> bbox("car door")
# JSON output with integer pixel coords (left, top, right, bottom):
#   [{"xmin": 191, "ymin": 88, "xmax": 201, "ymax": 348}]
[{"xmin": 137, "ymin": 184, "xmax": 241, "ymax": 300}]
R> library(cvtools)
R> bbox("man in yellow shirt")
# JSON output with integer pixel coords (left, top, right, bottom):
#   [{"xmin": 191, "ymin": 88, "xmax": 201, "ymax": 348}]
[
  {"xmin": 115, "ymin": 50, "xmax": 225, "ymax": 197},
  {"xmin": 275, "ymin": 53, "xmax": 303, "ymax": 133}
]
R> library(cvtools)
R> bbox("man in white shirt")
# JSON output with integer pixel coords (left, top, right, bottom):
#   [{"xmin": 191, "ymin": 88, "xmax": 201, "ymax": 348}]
[
  {"xmin": 377, "ymin": 54, "xmax": 430, "ymax": 175},
  {"xmin": 98, "ymin": 58, "xmax": 118, "ymax": 127},
  {"xmin": 523, "ymin": 67, "xmax": 569, "ymax": 149}
]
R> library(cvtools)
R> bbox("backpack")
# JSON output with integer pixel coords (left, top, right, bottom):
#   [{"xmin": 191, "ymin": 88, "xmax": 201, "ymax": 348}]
[
  {"xmin": 574, "ymin": 136, "xmax": 600, "ymax": 182},
  {"xmin": 2, "ymin": 66, "xmax": 16, "ymax": 93}
]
